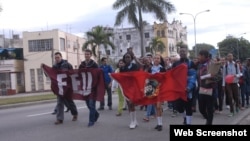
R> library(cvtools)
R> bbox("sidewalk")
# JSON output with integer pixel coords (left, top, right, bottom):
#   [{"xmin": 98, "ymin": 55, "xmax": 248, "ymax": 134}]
[{"xmin": 0, "ymin": 91, "xmax": 249, "ymax": 125}]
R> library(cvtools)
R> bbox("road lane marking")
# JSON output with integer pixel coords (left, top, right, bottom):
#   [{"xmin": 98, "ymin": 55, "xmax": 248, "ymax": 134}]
[{"xmin": 26, "ymin": 106, "xmax": 87, "ymax": 117}]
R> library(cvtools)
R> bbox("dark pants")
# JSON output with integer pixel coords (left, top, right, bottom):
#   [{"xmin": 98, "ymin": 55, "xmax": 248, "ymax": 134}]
[
  {"xmin": 240, "ymin": 83, "xmax": 249, "ymax": 107},
  {"xmin": 198, "ymin": 94, "xmax": 214, "ymax": 125},
  {"xmin": 65, "ymin": 99, "xmax": 78, "ymax": 116},
  {"xmin": 86, "ymin": 99, "xmax": 99, "ymax": 123},
  {"xmin": 217, "ymin": 82, "xmax": 224, "ymax": 111},
  {"xmin": 192, "ymin": 87, "xmax": 199, "ymax": 110},
  {"xmin": 56, "ymin": 96, "xmax": 78, "ymax": 121},
  {"xmin": 176, "ymin": 98, "xmax": 193, "ymax": 116},
  {"xmin": 226, "ymin": 83, "xmax": 239, "ymax": 113},
  {"xmin": 100, "ymin": 83, "xmax": 112, "ymax": 108}
]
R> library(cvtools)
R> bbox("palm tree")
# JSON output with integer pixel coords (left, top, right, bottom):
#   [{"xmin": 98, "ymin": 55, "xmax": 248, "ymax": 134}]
[
  {"xmin": 82, "ymin": 26, "xmax": 115, "ymax": 63},
  {"xmin": 149, "ymin": 37, "xmax": 165, "ymax": 55},
  {"xmin": 113, "ymin": 0, "xmax": 176, "ymax": 57}
]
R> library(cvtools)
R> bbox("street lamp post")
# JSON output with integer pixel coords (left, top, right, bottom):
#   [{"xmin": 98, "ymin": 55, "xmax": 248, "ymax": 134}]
[
  {"xmin": 236, "ymin": 32, "xmax": 246, "ymax": 60},
  {"xmin": 180, "ymin": 9, "xmax": 210, "ymax": 57}
]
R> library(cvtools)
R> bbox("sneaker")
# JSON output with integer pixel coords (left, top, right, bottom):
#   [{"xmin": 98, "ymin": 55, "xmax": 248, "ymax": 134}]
[
  {"xmin": 157, "ymin": 125, "xmax": 162, "ymax": 131},
  {"xmin": 154, "ymin": 125, "xmax": 161, "ymax": 130},
  {"xmin": 214, "ymin": 110, "xmax": 220, "ymax": 114},
  {"xmin": 98, "ymin": 107, "xmax": 104, "ymax": 111},
  {"xmin": 236, "ymin": 108, "xmax": 239, "ymax": 113},
  {"xmin": 95, "ymin": 113, "xmax": 100, "ymax": 122},
  {"xmin": 88, "ymin": 122, "xmax": 95, "ymax": 127},
  {"xmin": 143, "ymin": 117, "xmax": 149, "ymax": 122},
  {"xmin": 171, "ymin": 111, "xmax": 177, "ymax": 117},
  {"xmin": 116, "ymin": 113, "xmax": 122, "ymax": 116},
  {"xmin": 129, "ymin": 121, "xmax": 137, "ymax": 129},
  {"xmin": 150, "ymin": 115, "xmax": 156, "ymax": 119},
  {"xmin": 228, "ymin": 113, "xmax": 234, "ymax": 117},
  {"xmin": 122, "ymin": 107, "xmax": 127, "ymax": 110},
  {"xmin": 226, "ymin": 105, "xmax": 230, "ymax": 109},
  {"xmin": 72, "ymin": 115, "xmax": 77, "ymax": 121},
  {"xmin": 108, "ymin": 106, "xmax": 112, "ymax": 110},
  {"xmin": 51, "ymin": 111, "xmax": 57, "ymax": 115},
  {"xmin": 54, "ymin": 120, "xmax": 63, "ymax": 125}
]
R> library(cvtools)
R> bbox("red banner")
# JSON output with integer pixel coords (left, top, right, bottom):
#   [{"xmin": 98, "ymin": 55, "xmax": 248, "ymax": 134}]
[
  {"xmin": 41, "ymin": 64, "xmax": 105, "ymax": 101},
  {"xmin": 110, "ymin": 64, "xmax": 187, "ymax": 105}
]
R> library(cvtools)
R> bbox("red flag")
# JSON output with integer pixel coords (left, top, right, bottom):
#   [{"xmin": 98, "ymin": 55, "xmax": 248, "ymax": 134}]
[
  {"xmin": 41, "ymin": 64, "xmax": 105, "ymax": 101},
  {"xmin": 110, "ymin": 64, "xmax": 187, "ymax": 105}
]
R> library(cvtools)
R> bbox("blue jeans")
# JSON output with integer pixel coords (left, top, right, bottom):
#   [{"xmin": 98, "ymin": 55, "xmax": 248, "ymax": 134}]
[
  {"xmin": 85, "ymin": 99, "xmax": 99, "ymax": 123},
  {"xmin": 146, "ymin": 104, "xmax": 155, "ymax": 117}
]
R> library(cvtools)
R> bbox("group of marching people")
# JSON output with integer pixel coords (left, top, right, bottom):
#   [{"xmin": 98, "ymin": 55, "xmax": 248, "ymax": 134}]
[
  {"xmin": 112, "ymin": 46, "xmax": 249, "ymax": 129},
  {"xmin": 50, "ymin": 46, "xmax": 249, "ymax": 130},
  {"xmin": 111, "ymin": 46, "xmax": 197, "ymax": 130}
]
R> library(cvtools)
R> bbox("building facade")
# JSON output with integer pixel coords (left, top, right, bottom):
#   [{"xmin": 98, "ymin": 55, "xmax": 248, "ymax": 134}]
[
  {"xmin": 167, "ymin": 19, "xmax": 187, "ymax": 57},
  {"xmin": 23, "ymin": 29, "xmax": 86, "ymax": 92},
  {"xmin": 109, "ymin": 25, "xmax": 154, "ymax": 62},
  {"xmin": 0, "ymin": 34, "xmax": 24, "ymax": 95},
  {"xmin": 107, "ymin": 20, "xmax": 187, "ymax": 61}
]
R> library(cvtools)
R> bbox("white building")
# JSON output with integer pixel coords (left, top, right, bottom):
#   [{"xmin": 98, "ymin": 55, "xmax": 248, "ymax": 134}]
[
  {"xmin": 110, "ymin": 25, "xmax": 154, "ymax": 62},
  {"xmin": 23, "ymin": 29, "xmax": 86, "ymax": 92},
  {"xmin": 107, "ymin": 20, "xmax": 187, "ymax": 61}
]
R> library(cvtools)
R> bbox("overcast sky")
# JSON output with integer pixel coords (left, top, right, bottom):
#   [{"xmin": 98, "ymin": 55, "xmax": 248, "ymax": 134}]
[{"xmin": 0, "ymin": 0, "xmax": 249, "ymax": 49}]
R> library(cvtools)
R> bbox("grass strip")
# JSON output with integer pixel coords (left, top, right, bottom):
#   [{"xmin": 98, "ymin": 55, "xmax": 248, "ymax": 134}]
[{"xmin": 0, "ymin": 94, "xmax": 56, "ymax": 106}]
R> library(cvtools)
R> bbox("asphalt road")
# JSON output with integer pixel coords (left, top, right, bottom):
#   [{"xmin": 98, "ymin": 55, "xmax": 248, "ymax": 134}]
[{"xmin": 0, "ymin": 94, "xmax": 249, "ymax": 141}]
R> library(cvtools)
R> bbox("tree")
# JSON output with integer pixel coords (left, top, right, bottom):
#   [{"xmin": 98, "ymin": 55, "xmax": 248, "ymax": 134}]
[
  {"xmin": 189, "ymin": 43, "xmax": 215, "ymax": 59},
  {"xmin": 82, "ymin": 26, "xmax": 115, "ymax": 63},
  {"xmin": 113, "ymin": 0, "xmax": 176, "ymax": 57},
  {"xmin": 218, "ymin": 37, "xmax": 250, "ymax": 61},
  {"xmin": 149, "ymin": 37, "xmax": 165, "ymax": 55}
]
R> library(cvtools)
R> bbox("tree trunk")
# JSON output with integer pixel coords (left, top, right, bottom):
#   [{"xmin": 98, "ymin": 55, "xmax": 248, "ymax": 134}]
[{"xmin": 138, "ymin": 2, "xmax": 144, "ymax": 57}]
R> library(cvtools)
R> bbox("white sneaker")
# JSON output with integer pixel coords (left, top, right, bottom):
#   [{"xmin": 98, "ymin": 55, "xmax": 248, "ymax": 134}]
[
  {"xmin": 129, "ymin": 121, "xmax": 137, "ymax": 129},
  {"xmin": 226, "ymin": 105, "xmax": 230, "ymax": 109}
]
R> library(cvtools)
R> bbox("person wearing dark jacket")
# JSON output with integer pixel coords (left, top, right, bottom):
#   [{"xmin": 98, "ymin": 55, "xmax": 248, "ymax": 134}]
[
  {"xmin": 172, "ymin": 46, "xmax": 197, "ymax": 125},
  {"xmin": 53, "ymin": 52, "xmax": 78, "ymax": 125},
  {"xmin": 78, "ymin": 49, "xmax": 100, "ymax": 127},
  {"xmin": 197, "ymin": 50, "xmax": 220, "ymax": 125}
]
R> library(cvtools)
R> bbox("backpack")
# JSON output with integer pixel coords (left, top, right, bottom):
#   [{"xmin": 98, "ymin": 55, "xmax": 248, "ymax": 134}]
[{"xmin": 225, "ymin": 63, "xmax": 238, "ymax": 75}]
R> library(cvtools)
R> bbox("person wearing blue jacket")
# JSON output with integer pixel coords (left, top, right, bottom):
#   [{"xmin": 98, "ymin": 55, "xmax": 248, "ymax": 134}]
[{"xmin": 172, "ymin": 46, "xmax": 197, "ymax": 125}]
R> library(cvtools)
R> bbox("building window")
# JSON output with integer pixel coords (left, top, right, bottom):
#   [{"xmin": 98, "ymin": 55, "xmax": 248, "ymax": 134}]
[
  {"xmin": 37, "ymin": 69, "xmax": 44, "ymax": 91},
  {"xmin": 67, "ymin": 40, "xmax": 71, "ymax": 48},
  {"xmin": 28, "ymin": 39, "xmax": 53, "ymax": 52},
  {"xmin": 30, "ymin": 69, "xmax": 36, "ymax": 91},
  {"xmin": 119, "ymin": 36, "xmax": 122, "ymax": 40},
  {"xmin": 144, "ymin": 32, "xmax": 150, "ymax": 38},
  {"xmin": 0, "ymin": 73, "xmax": 10, "ymax": 90},
  {"xmin": 60, "ymin": 38, "xmax": 65, "ymax": 51},
  {"xmin": 157, "ymin": 30, "xmax": 160, "ymax": 37},
  {"xmin": 161, "ymin": 30, "xmax": 165, "ymax": 37},
  {"xmin": 106, "ymin": 50, "xmax": 110, "ymax": 55},
  {"xmin": 126, "ymin": 35, "xmax": 131, "ymax": 40},
  {"xmin": 16, "ymin": 72, "xmax": 24, "ymax": 86},
  {"xmin": 46, "ymin": 76, "xmax": 51, "ymax": 83}
]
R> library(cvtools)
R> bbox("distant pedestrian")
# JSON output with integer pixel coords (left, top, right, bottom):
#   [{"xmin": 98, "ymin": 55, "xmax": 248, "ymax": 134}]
[
  {"xmin": 98, "ymin": 57, "xmax": 114, "ymax": 110},
  {"xmin": 112, "ymin": 59, "xmax": 127, "ymax": 116}
]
